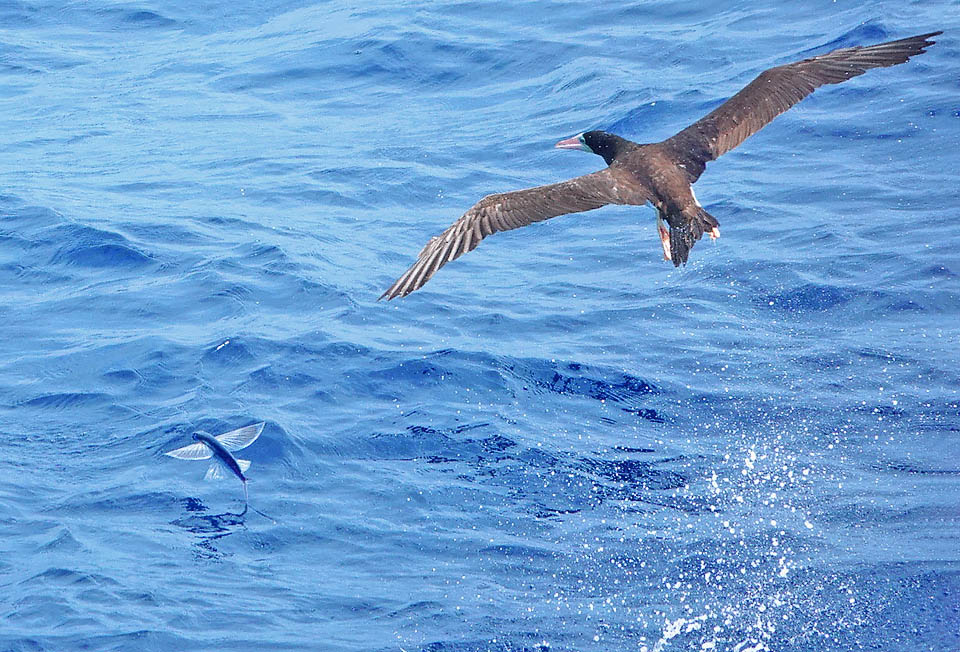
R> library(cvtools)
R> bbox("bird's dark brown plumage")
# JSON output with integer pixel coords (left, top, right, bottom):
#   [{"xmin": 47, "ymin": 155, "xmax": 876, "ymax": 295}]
[
  {"xmin": 382, "ymin": 168, "xmax": 651, "ymax": 299},
  {"xmin": 380, "ymin": 31, "xmax": 941, "ymax": 300},
  {"xmin": 664, "ymin": 32, "xmax": 943, "ymax": 181}
]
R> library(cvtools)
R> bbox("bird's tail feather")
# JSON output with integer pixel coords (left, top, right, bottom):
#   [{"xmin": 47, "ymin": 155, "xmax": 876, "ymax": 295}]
[{"xmin": 667, "ymin": 206, "xmax": 720, "ymax": 266}]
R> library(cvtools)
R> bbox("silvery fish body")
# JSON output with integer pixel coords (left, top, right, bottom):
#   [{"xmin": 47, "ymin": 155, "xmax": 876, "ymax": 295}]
[{"xmin": 165, "ymin": 422, "xmax": 265, "ymax": 503}]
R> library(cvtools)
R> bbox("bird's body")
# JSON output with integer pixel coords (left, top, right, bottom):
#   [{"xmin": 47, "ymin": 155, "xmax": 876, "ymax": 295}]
[{"xmin": 380, "ymin": 31, "xmax": 941, "ymax": 300}]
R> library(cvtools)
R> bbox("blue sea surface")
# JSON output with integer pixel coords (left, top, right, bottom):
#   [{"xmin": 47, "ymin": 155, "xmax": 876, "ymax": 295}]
[{"xmin": 1, "ymin": 1, "xmax": 958, "ymax": 650}]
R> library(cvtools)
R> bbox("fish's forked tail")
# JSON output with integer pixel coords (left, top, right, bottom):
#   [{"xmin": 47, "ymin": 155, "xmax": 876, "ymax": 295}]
[
  {"xmin": 662, "ymin": 205, "xmax": 720, "ymax": 266},
  {"xmin": 240, "ymin": 478, "xmax": 279, "ymax": 523}
]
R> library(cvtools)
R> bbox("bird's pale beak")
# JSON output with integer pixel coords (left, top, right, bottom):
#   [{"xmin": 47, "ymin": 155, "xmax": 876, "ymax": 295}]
[{"xmin": 555, "ymin": 135, "xmax": 586, "ymax": 150}]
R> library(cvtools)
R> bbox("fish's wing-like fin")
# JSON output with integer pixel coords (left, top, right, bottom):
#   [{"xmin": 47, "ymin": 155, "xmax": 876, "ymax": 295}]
[
  {"xmin": 204, "ymin": 461, "xmax": 227, "ymax": 480},
  {"xmin": 165, "ymin": 441, "xmax": 213, "ymax": 460},
  {"xmin": 236, "ymin": 459, "xmax": 251, "ymax": 473},
  {"xmin": 215, "ymin": 422, "xmax": 265, "ymax": 452}
]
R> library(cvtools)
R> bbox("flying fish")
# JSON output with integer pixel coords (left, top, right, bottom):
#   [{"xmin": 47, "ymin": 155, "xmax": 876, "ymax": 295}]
[{"xmin": 165, "ymin": 422, "xmax": 265, "ymax": 504}]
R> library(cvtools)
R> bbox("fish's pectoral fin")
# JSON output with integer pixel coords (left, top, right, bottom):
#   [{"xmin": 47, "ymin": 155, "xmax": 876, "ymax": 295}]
[
  {"xmin": 236, "ymin": 459, "xmax": 251, "ymax": 473},
  {"xmin": 215, "ymin": 422, "xmax": 265, "ymax": 452},
  {"xmin": 204, "ymin": 461, "xmax": 227, "ymax": 481},
  {"xmin": 165, "ymin": 441, "xmax": 213, "ymax": 461}
]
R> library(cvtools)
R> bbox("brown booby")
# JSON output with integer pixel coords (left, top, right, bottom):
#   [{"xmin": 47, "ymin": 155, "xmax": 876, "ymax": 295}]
[{"xmin": 380, "ymin": 31, "xmax": 941, "ymax": 300}]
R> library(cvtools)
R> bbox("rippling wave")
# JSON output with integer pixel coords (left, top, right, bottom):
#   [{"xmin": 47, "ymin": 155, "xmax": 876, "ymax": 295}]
[{"xmin": 0, "ymin": 1, "xmax": 957, "ymax": 650}]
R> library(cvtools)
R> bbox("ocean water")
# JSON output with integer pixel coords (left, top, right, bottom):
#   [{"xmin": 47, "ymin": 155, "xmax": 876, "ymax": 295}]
[{"xmin": 1, "ymin": 1, "xmax": 958, "ymax": 650}]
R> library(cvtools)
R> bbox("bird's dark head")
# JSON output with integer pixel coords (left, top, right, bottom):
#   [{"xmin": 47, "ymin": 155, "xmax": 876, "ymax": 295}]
[{"xmin": 555, "ymin": 130, "xmax": 628, "ymax": 165}]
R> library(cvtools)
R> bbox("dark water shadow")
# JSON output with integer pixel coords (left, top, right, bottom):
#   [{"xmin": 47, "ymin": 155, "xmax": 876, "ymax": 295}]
[
  {"xmin": 370, "ymin": 421, "xmax": 707, "ymax": 519},
  {"xmin": 170, "ymin": 497, "xmax": 249, "ymax": 559}
]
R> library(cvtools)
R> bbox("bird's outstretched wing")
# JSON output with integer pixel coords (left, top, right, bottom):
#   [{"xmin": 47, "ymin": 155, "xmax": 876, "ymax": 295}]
[
  {"xmin": 380, "ymin": 168, "xmax": 649, "ymax": 300},
  {"xmin": 664, "ymin": 32, "xmax": 941, "ymax": 181}
]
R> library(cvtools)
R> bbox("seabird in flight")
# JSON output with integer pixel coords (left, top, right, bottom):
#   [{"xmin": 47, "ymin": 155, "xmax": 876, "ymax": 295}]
[{"xmin": 380, "ymin": 31, "xmax": 941, "ymax": 300}]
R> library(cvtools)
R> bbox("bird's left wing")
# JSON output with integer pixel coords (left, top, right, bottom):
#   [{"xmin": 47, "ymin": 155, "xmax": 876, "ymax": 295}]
[
  {"xmin": 380, "ymin": 168, "xmax": 648, "ymax": 300},
  {"xmin": 663, "ymin": 31, "xmax": 941, "ymax": 181}
]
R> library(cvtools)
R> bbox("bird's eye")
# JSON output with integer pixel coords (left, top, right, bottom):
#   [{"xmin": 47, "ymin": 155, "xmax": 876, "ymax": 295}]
[{"xmin": 579, "ymin": 135, "xmax": 585, "ymax": 144}]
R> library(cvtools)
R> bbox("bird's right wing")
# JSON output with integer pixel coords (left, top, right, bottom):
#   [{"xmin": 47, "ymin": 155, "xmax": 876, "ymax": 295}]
[
  {"xmin": 664, "ymin": 32, "xmax": 941, "ymax": 181},
  {"xmin": 380, "ymin": 168, "xmax": 649, "ymax": 300}
]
